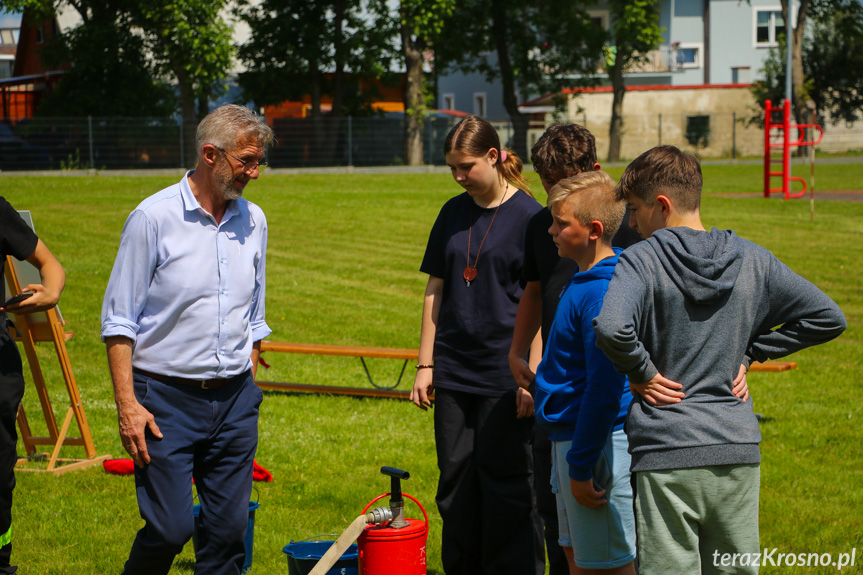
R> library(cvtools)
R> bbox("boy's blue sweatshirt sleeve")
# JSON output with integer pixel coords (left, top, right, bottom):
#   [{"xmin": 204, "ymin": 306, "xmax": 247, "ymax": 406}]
[{"xmin": 567, "ymin": 297, "xmax": 629, "ymax": 482}]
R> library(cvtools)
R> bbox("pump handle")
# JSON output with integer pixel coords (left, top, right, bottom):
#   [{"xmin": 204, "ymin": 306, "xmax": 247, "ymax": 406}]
[{"xmin": 381, "ymin": 466, "xmax": 409, "ymax": 479}]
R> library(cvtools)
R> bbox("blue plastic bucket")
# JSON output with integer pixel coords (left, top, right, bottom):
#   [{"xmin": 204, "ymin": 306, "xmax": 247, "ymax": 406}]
[
  {"xmin": 282, "ymin": 540, "xmax": 359, "ymax": 575},
  {"xmin": 192, "ymin": 500, "xmax": 260, "ymax": 573}
]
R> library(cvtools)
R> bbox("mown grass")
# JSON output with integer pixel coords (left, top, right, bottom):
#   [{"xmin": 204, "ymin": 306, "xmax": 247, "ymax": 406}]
[{"xmin": 1, "ymin": 162, "xmax": 861, "ymax": 574}]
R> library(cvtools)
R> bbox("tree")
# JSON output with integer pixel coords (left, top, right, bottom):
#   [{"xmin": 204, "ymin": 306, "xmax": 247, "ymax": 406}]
[
  {"xmin": 806, "ymin": 0, "xmax": 863, "ymax": 123},
  {"xmin": 237, "ymin": 0, "xmax": 393, "ymax": 117},
  {"xmin": 3, "ymin": 0, "xmax": 176, "ymax": 117},
  {"xmin": 129, "ymin": 1, "xmax": 233, "ymax": 118},
  {"xmin": 2, "ymin": 0, "xmax": 234, "ymax": 162},
  {"xmin": 751, "ymin": 0, "xmax": 863, "ymax": 126},
  {"xmin": 604, "ymin": 0, "xmax": 663, "ymax": 162},
  {"xmin": 399, "ymin": 0, "xmax": 454, "ymax": 165},
  {"xmin": 436, "ymin": 0, "xmax": 604, "ymax": 160}
]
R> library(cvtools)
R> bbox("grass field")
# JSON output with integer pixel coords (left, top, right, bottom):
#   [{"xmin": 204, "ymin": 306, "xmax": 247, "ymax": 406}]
[{"xmin": 2, "ymin": 161, "xmax": 862, "ymax": 574}]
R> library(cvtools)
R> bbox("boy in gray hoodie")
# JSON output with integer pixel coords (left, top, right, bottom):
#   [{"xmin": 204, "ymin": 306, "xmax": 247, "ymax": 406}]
[{"xmin": 593, "ymin": 145, "xmax": 846, "ymax": 575}]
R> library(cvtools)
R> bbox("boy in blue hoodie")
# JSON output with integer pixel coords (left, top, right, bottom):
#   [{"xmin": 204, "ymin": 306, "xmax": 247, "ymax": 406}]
[
  {"xmin": 534, "ymin": 172, "xmax": 636, "ymax": 575},
  {"xmin": 594, "ymin": 146, "xmax": 846, "ymax": 574}
]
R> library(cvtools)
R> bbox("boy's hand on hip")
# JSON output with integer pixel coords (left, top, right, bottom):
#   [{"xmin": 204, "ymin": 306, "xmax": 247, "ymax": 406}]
[
  {"xmin": 631, "ymin": 373, "xmax": 684, "ymax": 406},
  {"xmin": 732, "ymin": 364, "xmax": 750, "ymax": 402},
  {"xmin": 571, "ymin": 477, "xmax": 607, "ymax": 508}
]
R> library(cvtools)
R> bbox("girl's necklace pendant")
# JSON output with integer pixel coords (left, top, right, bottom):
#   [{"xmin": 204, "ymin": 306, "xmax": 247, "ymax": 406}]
[{"xmin": 463, "ymin": 266, "xmax": 477, "ymax": 287}]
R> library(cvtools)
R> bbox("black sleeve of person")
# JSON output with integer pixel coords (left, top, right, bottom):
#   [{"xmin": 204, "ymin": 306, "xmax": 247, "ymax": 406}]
[{"xmin": 611, "ymin": 206, "xmax": 642, "ymax": 249}]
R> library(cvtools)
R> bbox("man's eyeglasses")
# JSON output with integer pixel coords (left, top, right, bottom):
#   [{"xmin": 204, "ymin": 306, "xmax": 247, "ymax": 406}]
[{"xmin": 215, "ymin": 146, "xmax": 268, "ymax": 173}]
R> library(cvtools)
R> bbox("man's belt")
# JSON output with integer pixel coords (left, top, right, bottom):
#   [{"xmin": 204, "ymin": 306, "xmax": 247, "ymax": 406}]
[{"xmin": 133, "ymin": 368, "xmax": 242, "ymax": 390}]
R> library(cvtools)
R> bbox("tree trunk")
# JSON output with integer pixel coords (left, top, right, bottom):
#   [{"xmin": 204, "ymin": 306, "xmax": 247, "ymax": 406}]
[
  {"xmin": 401, "ymin": 7, "xmax": 425, "ymax": 166},
  {"xmin": 175, "ymin": 65, "xmax": 197, "ymax": 168},
  {"xmin": 607, "ymin": 62, "xmax": 626, "ymax": 162},
  {"xmin": 331, "ymin": 0, "xmax": 345, "ymax": 118},
  {"xmin": 491, "ymin": 3, "xmax": 528, "ymax": 159}
]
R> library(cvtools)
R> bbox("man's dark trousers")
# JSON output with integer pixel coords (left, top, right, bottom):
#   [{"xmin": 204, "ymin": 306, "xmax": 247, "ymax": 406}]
[{"xmin": 123, "ymin": 370, "xmax": 261, "ymax": 575}]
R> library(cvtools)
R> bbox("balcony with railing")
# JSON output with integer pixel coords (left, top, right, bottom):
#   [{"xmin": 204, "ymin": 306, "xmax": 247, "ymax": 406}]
[{"xmin": 601, "ymin": 44, "xmax": 687, "ymax": 74}]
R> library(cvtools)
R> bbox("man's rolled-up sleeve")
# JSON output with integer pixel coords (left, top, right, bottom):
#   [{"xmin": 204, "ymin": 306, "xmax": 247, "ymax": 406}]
[
  {"xmin": 249, "ymin": 212, "xmax": 271, "ymax": 343},
  {"xmin": 100, "ymin": 210, "xmax": 158, "ymax": 342}
]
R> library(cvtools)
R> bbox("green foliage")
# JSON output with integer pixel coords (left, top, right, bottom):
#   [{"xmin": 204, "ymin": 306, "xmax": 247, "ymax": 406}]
[
  {"xmin": 6, "ymin": 0, "xmax": 232, "ymax": 118},
  {"xmin": 129, "ymin": 0, "xmax": 234, "ymax": 116},
  {"xmin": 606, "ymin": 0, "xmax": 664, "ymax": 71},
  {"xmin": 436, "ymin": 0, "xmax": 604, "ymax": 97},
  {"xmin": 236, "ymin": 0, "xmax": 396, "ymax": 115},
  {"xmin": 752, "ymin": 0, "xmax": 863, "ymax": 126}
]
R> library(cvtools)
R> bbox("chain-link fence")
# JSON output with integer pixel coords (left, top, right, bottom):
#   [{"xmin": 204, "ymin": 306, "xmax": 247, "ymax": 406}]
[{"xmin": 1, "ymin": 113, "xmax": 861, "ymax": 172}]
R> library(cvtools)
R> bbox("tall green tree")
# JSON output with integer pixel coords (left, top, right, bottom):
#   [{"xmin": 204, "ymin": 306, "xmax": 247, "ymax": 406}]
[
  {"xmin": 753, "ymin": 0, "xmax": 863, "ymax": 126},
  {"xmin": 129, "ymin": 1, "xmax": 233, "ymax": 120},
  {"xmin": 604, "ymin": 0, "xmax": 663, "ymax": 162},
  {"xmin": 436, "ymin": 0, "xmax": 603, "ymax": 160},
  {"xmin": 2, "ymin": 0, "xmax": 233, "ymax": 151},
  {"xmin": 2, "ymin": 0, "xmax": 176, "ymax": 117},
  {"xmin": 236, "ymin": 0, "xmax": 393, "ymax": 118},
  {"xmin": 399, "ymin": 0, "xmax": 454, "ymax": 165}
]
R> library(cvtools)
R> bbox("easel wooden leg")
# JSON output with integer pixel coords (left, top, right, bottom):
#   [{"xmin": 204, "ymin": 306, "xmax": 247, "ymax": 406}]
[{"xmin": 16, "ymin": 404, "xmax": 36, "ymax": 457}]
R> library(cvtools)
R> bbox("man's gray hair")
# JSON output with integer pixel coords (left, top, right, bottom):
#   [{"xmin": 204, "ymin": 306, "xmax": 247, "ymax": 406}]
[{"xmin": 196, "ymin": 105, "xmax": 275, "ymax": 159}]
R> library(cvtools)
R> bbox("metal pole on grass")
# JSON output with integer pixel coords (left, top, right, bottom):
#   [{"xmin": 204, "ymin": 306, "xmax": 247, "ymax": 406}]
[
  {"xmin": 88, "ymin": 115, "xmax": 94, "ymax": 169},
  {"xmin": 809, "ymin": 104, "xmax": 816, "ymax": 222},
  {"xmin": 785, "ymin": 0, "xmax": 794, "ymax": 107}
]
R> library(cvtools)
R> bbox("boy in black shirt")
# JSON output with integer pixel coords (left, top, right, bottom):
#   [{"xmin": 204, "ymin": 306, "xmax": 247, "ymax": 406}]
[{"xmin": 508, "ymin": 124, "xmax": 640, "ymax": 574}]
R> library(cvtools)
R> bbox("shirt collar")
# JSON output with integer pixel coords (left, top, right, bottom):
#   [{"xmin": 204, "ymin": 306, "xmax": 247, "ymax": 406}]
[{"xmin": 180, "ymin": 170, "xmax": 241, "ymax": 224}]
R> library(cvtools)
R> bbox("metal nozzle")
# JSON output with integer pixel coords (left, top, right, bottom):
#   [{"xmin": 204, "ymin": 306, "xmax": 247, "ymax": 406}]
[{"xmin": 365, "ymin": 506, "xmax": 393, "ymax": 526}]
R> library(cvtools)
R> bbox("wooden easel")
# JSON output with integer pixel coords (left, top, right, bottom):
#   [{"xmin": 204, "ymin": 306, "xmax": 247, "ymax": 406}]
[{"xmin": 5, "ymin": 211, "xmax": 109, "ymax": 474}]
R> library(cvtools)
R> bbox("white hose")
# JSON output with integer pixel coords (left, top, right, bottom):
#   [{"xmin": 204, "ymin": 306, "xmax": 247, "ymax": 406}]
[{"xmin": 307, "ymin": 514, "xmax": 369, "ymax": 575}]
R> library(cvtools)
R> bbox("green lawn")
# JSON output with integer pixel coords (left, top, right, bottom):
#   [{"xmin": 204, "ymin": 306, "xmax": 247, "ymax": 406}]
[{"xmin": 2, "ymin": 163, "xmax": 862, "ymax": 574}]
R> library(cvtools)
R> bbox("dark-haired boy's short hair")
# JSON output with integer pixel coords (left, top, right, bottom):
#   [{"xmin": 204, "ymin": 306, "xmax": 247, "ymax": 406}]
[
  {"xmin": 616, "ymin": 145, "xmax": 702, "ymax": 212},
  {"xmin": 531, "ymin": 123, "xmax": 597, "ymax": 182}
]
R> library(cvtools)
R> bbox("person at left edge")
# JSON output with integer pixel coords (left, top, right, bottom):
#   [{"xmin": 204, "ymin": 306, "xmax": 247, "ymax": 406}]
[
  {"xmin": 101, "ymin": 105, "xmax": 274, "ymax": 575},
  {"xmin": 0, "ymin": 197, "xmax": 65, "ymax": 575}
]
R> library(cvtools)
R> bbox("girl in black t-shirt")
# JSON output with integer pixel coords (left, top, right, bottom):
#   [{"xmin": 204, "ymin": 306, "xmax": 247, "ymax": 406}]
[
  {"xmin": 410, "ymin": 117, "xmax": 543, "ymax": 574},
  {"xmin": 0, "ymin": 197, "xmax": 65, "ymax": 573}
]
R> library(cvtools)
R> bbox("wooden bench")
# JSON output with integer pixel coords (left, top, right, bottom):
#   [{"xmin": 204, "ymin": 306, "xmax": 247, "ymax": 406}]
[
  {"xmin": 749, "ymin": 361, "xmax": 796, "ymax": 372},
  {"xmin": 254, "ymin": 342, "xmax": 798, "ymax": 399},
  {"xmin": 255, "ymin": 341, "xmax": 419, "ymax": 399}
]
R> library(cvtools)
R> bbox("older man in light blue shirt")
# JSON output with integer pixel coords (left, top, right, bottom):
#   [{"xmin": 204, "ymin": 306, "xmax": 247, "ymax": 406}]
[{"xmin": 102, "ymin": 105, "xmax": 274, "ymax": 575}]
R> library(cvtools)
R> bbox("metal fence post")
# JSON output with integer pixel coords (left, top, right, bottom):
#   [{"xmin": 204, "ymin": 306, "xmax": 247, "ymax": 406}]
[
  {"xmin": 88, "ymin": 115, "xmax": 94, "ymax": 169},
  {"xmin": 348, "ymin": 116, "xmax": 353, "ymax": 167},
  {"xmin": 732, "ymin": 112, "xmax": 737, "ymax": 160}
]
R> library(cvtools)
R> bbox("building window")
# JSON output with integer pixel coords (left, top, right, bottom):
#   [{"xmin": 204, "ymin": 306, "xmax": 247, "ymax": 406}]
[
  {"xmin": 442, "ymin": 93, "xmax": 455, "ymax": 110},
  {"xmin": 473, "ymin": 92, "xmax": 487, "ymax": 118},
  {"xmin": 0, "ymin": 29, "xmax": 17, "ymax": 46},
  {"xmin": 674, "ymin": 43, "xmax": 702, "ymax": 69},
  {"xmin": 587, "ymin": 10, "xmax": 609, "ymax": 30},
  {"xmin": 686, "ymin": 115, "xmax": 710, "ymax": 148},
  {"xmin": 755, "ymin": 8, "xmax": 785, "ymax": 47}
]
